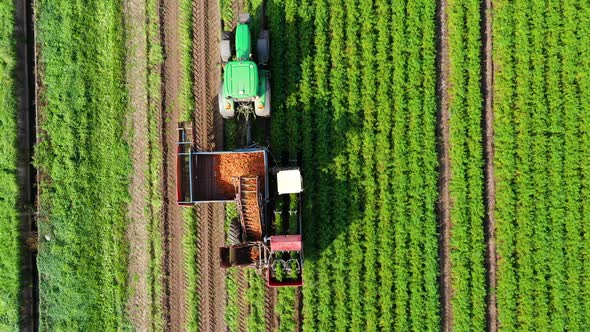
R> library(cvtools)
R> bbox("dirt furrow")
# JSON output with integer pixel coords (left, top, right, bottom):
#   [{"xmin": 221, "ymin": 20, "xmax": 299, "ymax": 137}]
[
  {"xmin": 295, "ymin": 287, "xmax": 303, "ymax": 332},
  {"xmin": 483, "ymin": 0, "xmax": 497, "ymax": 330},
  {"xmin": 192, "ymin": 0, "xmax": 225, "ymax": 330},
  {"xmin": 123, "ymin": 0, "xmax": 151, "ymax": 329},
  {"xmin": 264, "ymin": 285, "xmax": 277, "ymax": 332},
  {"xmin": 436, "ymin": 0, "xmax": 453, "ymax": 330},
  {"xmin": 160, "ymin": 0, "xmax": 187, "ymax": 330},
  {"xmin": 15, "ymin": 0, "xmax": 37, "ymax": 329}
]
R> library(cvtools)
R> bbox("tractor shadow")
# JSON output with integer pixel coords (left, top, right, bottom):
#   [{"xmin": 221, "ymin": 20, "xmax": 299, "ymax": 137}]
[{"xmin": 256, "ymin": 0, "xmax": 361, "ymax": 263}]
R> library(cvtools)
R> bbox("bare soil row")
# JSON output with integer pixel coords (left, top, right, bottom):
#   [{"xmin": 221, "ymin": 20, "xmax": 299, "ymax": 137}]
[{"xmin": 437, "ymin": 0, "xmax": 497, "ymax": 331}]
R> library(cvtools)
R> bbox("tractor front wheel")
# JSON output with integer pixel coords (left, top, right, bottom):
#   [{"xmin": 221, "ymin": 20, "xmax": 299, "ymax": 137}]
[
  {"xmin": 255, "ymin": 77, "xmax": 270, "ymax": 117},
  {"xmin": 218, "ymin": 81, "xmax": 235, "ymax": 118}
]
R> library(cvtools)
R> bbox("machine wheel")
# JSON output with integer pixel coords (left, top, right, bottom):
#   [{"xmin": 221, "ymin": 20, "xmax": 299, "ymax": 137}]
[
  {"xmin": 218, "ymin": 81, "xmax": 235, "ymax": 118},
  {"xmin": 256, "ymin": 30, "xmax": 269, "ymax": 65},
  {"xmin": 255, "ymin": 78, "xmax": 271, "ymax": 117},
  {"xmin": 220, "ymin": 31, "xmax": 232, "ymax": 63},
  {"xmin": 228, "ymin": 218, "xmax": 242, "ymax": 245},
  {"xmin": 238, "ymin": 13, "xmax": 251, "ymax": 24}
]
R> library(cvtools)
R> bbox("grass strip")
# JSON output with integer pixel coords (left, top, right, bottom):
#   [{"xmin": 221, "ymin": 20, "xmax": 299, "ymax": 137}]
[
  {"xmin": 35, "ymin": 0, "xmax": 130, "ymax": 329},
  {"xmin": 0, "ymin": 0, "xmax": 21, "ymax": 329}
]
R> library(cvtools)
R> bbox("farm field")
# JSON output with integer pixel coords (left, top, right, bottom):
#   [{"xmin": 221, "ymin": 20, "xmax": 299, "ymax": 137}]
[{"xmin": 3, "ymin": 0, "xmax": 590, "ymax": 330}]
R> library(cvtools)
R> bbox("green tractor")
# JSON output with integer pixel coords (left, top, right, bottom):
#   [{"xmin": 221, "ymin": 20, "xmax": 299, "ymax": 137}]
[{"xmin": 219, "ymin": 13, "xmax": 270, "ymax": 119}]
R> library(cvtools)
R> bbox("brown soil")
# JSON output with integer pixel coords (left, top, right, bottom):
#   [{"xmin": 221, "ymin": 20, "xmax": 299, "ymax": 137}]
[
  {"xmin": 122, "ymin": 0, "xmax": 151, "ymax": 329},
  {"xmin": 295, "ymin": 287, "xmax": 303, "ymax": 332},
  {"xmin": 437, "ymin": 0, "xmax": 453, "ymax": 330},
  {"xmin": 483, "ymin": 0, "xmax": 498, "ymax": 330},
  {"xmin": 192, "ymin": 0, "xmax": 227, "ymax": 331},
  {"xmin": 160, "ymin": 0, "xmax": 187, "ymax": 329},
  {"xmin": 264, "ymin": 285, "xmax": 278, "ymax": 332}
]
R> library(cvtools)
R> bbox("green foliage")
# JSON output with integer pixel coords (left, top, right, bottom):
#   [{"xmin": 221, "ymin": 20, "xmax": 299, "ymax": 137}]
[
  {"xmin": 268, "ymin": 0, "xmax": 440, "ymax": 330},
  {"xmin": 182, "ymin": 208, "xmax": 199, "ymax": 331},
  {"xmin": 35, "ymin": 0, "xmax": 131, "ymax": 329},
  {"xmin": 224, "ymin": 269, "xmax": 239, "ymax": 332},
  {"xmin": 276, "ymin": 287, "xmax": 297, "ymax": 332},
  {"xmin": 447, "ymin": 0, "xmax": 486, "ymax": 330},
  {"xmin": 179, "ymin": 0, "xmax": 194, "ymax": 122},
  {"xmin": 493, "ymin": 0, "xmax": 590, "ymax": 330},
  {"xmin": 219, "ymin": 0, "xmax": 234, "ymax": 29},
  {"xmin": 0, "ymin": 0, "xmax": 21, "ymax": 329},
  {"xmin": 246, "ymin": 269, "xmax": 265, "ymax": 331},
  {"xmin": 145, "ymin": 0, "xmax": 165, "ymax": 328}
]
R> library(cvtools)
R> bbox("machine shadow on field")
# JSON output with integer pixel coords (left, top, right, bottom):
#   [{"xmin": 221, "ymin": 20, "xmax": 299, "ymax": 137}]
[{"xmin": 262, "ymin": 0, "xmax": 361, "ymax": 263}]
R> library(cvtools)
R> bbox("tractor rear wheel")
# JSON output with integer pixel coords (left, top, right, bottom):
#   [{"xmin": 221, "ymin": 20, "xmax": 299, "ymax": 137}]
[
  {"xmin": 228, "ymin": 218, "xmax": 242, "ymax": 245},
  {"xmin": 220, "ymin": 31, "xmax": 232, "ymax": 63},
  {"xmin": 256, "ymin": 30, "xmax": 269, "ymax": 65}
]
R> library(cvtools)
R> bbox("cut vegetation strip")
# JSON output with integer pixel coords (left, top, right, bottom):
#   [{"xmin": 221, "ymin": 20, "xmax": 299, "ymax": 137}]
[
  {"xmin": 493, "ymin": 0, "xmax": 590, "ymax": 329},
  {"xmin": 35, "ymin": 0, "xmax": 130, "ymax": 329},
  {"xmin": 0, "ymin": 0, "xmax": 21, "ymax": 329},
  {"xmin": 446, "ymin": 0, "xmax": 486, "ymax": 331}
]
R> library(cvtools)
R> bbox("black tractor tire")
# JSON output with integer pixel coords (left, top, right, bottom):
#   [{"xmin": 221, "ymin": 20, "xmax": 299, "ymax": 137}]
[
  {"xmin": 228, "ymin": 218, "xmax": 242, "ymax": 245},
  {"xmin": 220, "ymin": 31, "xmax": 232, "ymax": 63}
]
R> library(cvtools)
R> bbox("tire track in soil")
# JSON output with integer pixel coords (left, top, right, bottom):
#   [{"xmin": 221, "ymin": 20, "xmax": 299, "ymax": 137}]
[
  {"xmin": 436, "ymin": 0, "xmax": 453, "ymax": 330},
  {"xmin": 160, "ymin": 0, "xmax": 187, "ymax": 330},
  {"xmin": 482, "ymin": 0, "xmax": 497, "ymax": 330},
  {"xmin": 192, "ymin": 0, "xmax": 225, "ymax": 331},
  {"xmin": 295, "ymin": 288, "xmax": 303, "ymax": 332},
  {"xmin": 265, "ymin": 285, "xmax": 277, "ymax": 332},
  {"xmin": 123, "ymin": 0, "xmax": 151, "ymax": 329}
]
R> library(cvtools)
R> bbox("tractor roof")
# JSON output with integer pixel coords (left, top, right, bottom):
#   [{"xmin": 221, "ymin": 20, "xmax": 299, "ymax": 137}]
[{"xmin": 224, "ymin": 61, "xmax": 259, "ymax": 98}]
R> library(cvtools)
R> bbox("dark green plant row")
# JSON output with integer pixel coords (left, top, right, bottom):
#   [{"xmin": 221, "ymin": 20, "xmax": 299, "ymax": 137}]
[{"xmin": 446, "ymin": 0, "xmax": 486, "ymax": 330}]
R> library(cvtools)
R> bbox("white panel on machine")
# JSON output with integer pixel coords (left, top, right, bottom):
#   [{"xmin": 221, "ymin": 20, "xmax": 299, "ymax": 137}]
[{"xmin": 277, "ymin": 169, "xmax": 303, "ymax": 194}]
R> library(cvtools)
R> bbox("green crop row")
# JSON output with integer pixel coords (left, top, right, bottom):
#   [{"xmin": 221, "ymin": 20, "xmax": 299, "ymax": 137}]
[
  {"xmin": 145, "ymin": 0, "xmax": 165, "ymax": 329},
  {"xmin": 178, "ymin": 0, "xmax": 200, "ymax": 330},
  {"xmin": 35, "ymin": 0, "xmax": 131, "ymax": 329},
  {"xmin": 446, "ymin": 0, "xmax": 486, "ymax": 330},
  {"xmin": 0, "ymin": 0, "xmax": 20, "ymax": 329},
  {"xmin": 493, "ymin": 0, "xmax": 590, "ymax": 330},
  {"xmin": 246, "ymin": 269, "xmax": 266, "ymax": 331},
  {"xmin": 268, "ymin": 0, "xmax": 440, "ymax": 330}
]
